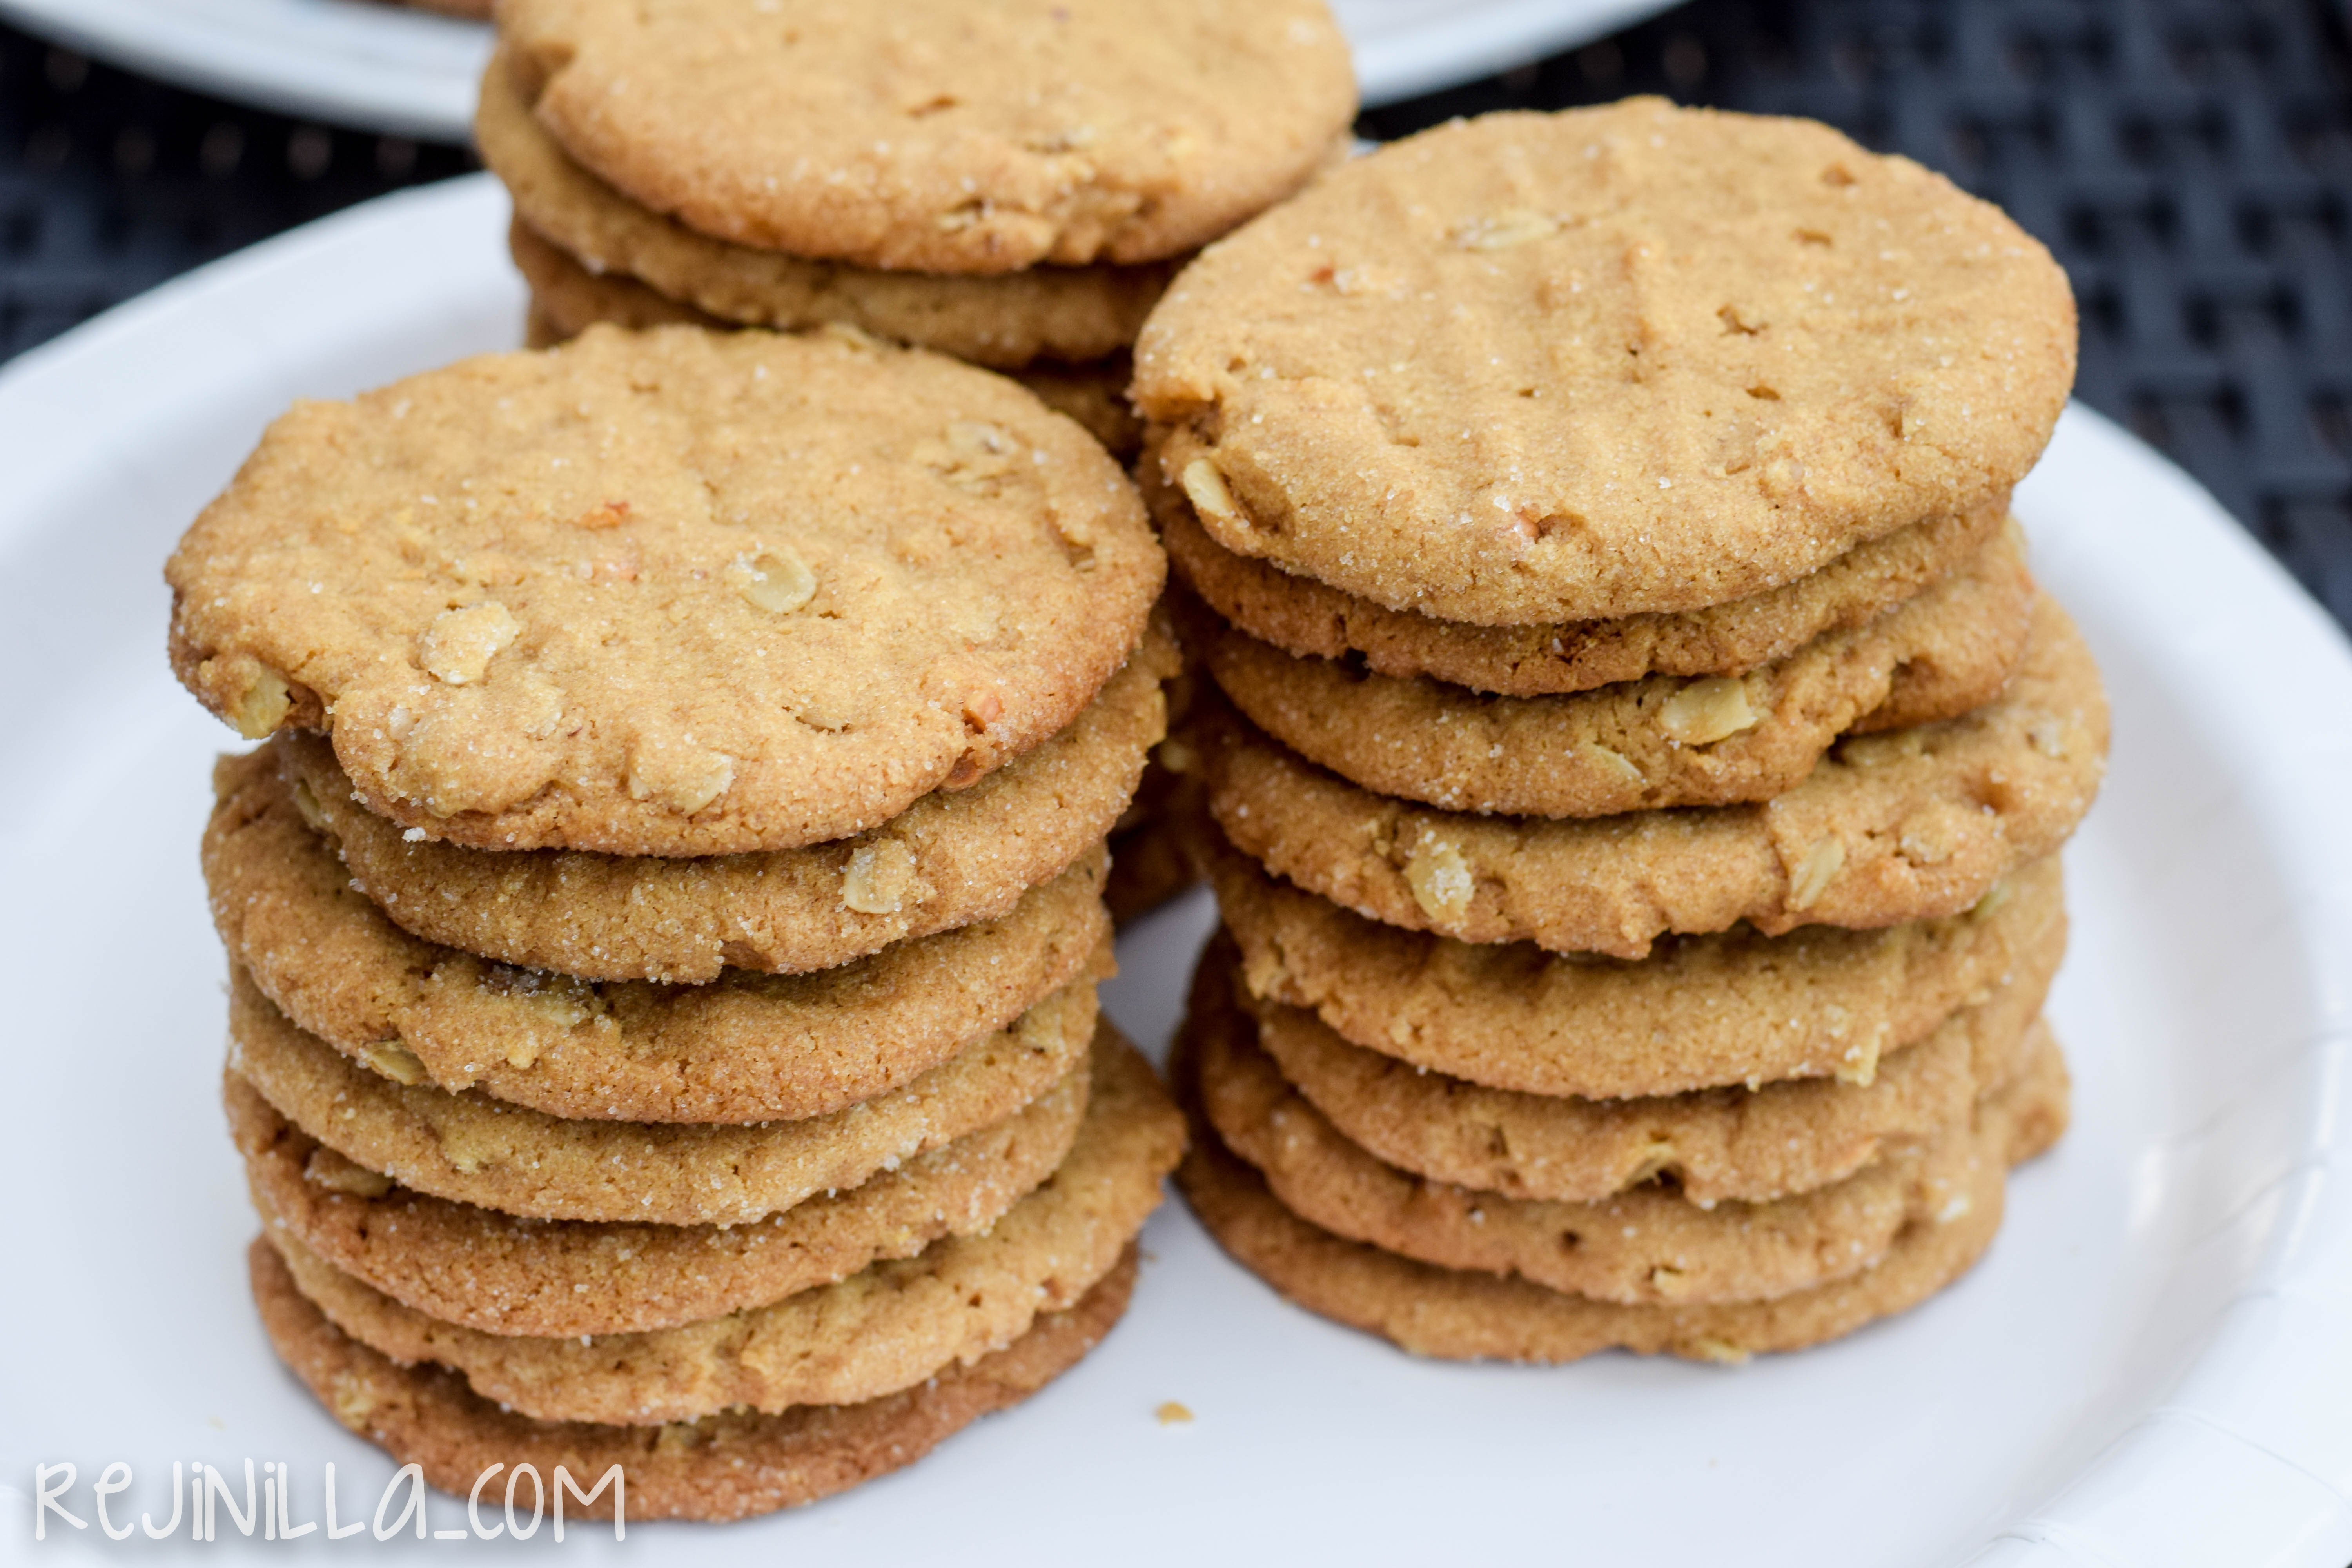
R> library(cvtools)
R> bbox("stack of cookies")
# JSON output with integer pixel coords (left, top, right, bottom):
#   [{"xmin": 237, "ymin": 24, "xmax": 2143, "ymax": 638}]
[
  {"xmin": 1141, "ymin": 102, "xmax": 2109, "ymax": 1362},
  {"xmin": 475, "ymin": 0, "xmax": 1361, "ymax": 464},
  {"xmin": 470, "ymin": 0, "xmax": 1360, "ymax": 925},
  {"xmin": 167, "ymin": 324, "xmax": 1187, "ymax": 1519}
]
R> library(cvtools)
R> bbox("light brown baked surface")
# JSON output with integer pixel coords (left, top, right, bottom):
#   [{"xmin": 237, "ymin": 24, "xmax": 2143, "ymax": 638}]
[
  {"xmin": 266, "ymin": 1034, "xmax": 1183, "ymax": 1424},
  {"xmin": 233, "ymin": 1051, "xmax": 1086, "ymax": 1338},
  {"xmin": 208, "ymin": 748, "xmax": 1112, "ymax": 1123},
  {"xmin": 1192, "ymin": 592, "xmax": 2105, "ymax": 958},
  {"xmin": 250, "ymin": 1234, "xmax": 1136, "ymax": 1523},
  {"xmin": 229, "ymin": 964, "xmax": 1094, "ymax": 1226},
  {"xmin": 511, "ymin": 222, "xmax": 1146, "ymax": 457},
  {"xmin": 1187, "ymin": 971, "xmax": 2052, "ymax": 1305},
  {"xmin": 277, "ymin": 627, "xmax": 1173, "ymax": 983},
  {"xmin": 482, "ymin": 64, "xmax": 1171, "ymax": 368},
  {"xmin": 167, "ymin": 325, "xmax": 1164, "ymax": 855},
  {"xmin": 497, "ymin": 0, "xmax": 1357, "ymax": 272},
  {"xmin": 1180, "ymin": 549, "xmax": 2036, "ymax": 821},
  {"xmin": 1133, "ymin": 102, "xmax": 2074, "ymax": 626},
  {"xmin": 1155, "ymin": 455, "xmax": 2008, "ymax": 696},
  {"xmin": 1210, "ymin": 837, "xmax": 2065, "ymax": 1098},
  {"xmin": 1176, "ymin": 1036, "xmax": 2068, "ymax": 1362},
  {"xmin": 1202, "ymin": 925, "xmax": 2054, "ymax": 1204}
]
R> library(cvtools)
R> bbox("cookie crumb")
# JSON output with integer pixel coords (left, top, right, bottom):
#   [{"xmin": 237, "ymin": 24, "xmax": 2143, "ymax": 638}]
[{"xmin": 1155, "ymin": 1400, "xmax": 1194, "ymax": 1425}]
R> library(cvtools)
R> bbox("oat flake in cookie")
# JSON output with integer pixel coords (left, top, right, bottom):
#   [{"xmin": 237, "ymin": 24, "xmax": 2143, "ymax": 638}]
[
  {"xmin": 1133, "ymin": 100, "xmax": 2076, "ymax": 626},
  {"xmin": 166, "ymin": 325, "xmax": 1164, "ymax": 855},
  {"xmin": 497, "ymin": 0, "xmax": 1359, "ymax": 274}
]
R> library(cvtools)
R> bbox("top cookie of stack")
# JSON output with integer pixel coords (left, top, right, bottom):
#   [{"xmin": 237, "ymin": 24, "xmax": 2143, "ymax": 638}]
[
  {"xmin": 169, "ymin": 324, "xmax": 1165, "ymax": 858},
  {"xmin": 1140, "ymin": 98, "xmax": 2074, "ymax": 630},
  {"xmin": 1149, "ymin": 101, "xmax": 2104, "ymax": 1366},
  {"xmin": 482, "ymin": 0, "xmax": 1359, "ymax": 450}
]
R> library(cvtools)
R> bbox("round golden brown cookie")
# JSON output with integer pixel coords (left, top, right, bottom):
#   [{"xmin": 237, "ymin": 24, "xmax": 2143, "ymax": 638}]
[
  {"xmin": 266, "ymin": 1035, "xmax": 1183, "ymax": 1424},
  {"xmin": 207, "ymin": 748, "xmax": 1112, "ymax": 1123},
  {"xmin": 1183, "ymin": 974, "xmax": 2051, "ymax": 1305},
  {"xmin": 1193, "ymin": 593, "xmax": 2105, "ymax": 958},
  {"xmin": 1209, "ymin": 837, "xmax": 2065, "ymax": 1098},
  {"xmin": 232, "ymin": 1040, "xmax": 1089, "ymax": 1338},
  {"xmin": 482, "ymin": 65, "xmax": 1172, "ymax": 369},
  {"xmin": 228, "ymin": 964, "xmax": 1094, "ymax": 1226},
  {"xmin": 511, "ymin": 223, "xmax": 1146, "ymax": 458},
  {"xmin": 497, "ymin": 0, "xmax": 1357, "ymax": 273},
  {"xmin": 250, "ymin": 1234, "xmax": 1137, "ymax": 1524},
  {"xmin": 278, "ymin": 628, "xmax": 1173, "ymax": 984},
  {"xmin": 1180, "ymin": 548, "xmax": 2036, "ymax": 821},
  {"xmin": 1234, "ymin": 930, "xmax": 2056, "ymax": 1205},
  {"xmin": 1176, "ymin": 1036, "xmax": 2067, "ymax": 1363},
  {"xmin": 1134, "ymin": 102, "xmax": 2075, "ymax": 626},
  {"xmin": 167, "ymin": 324, "xmax": 1166, "ymax": 855},
  {"xmin": 1154, "ymin": 460, "xmax": 2010, "ymax": 697}
]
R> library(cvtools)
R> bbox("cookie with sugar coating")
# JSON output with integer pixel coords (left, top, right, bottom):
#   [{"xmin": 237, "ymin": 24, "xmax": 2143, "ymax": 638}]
[
  {"xmin": 481, "ymin": 60, "xmax": 1172, "ymax": 368},
  {"xmin": 249, "ymin": 1236, "xmax": 1138, "ymax": 1523},
  {"xmin": 167, "ymin": 324, "xmax": 1164, "ymax": 855},
  {"xmin": 274, "ymin": 628, "xmax": 1174, "ymax": 984},
  {"xmin": 228, "ymin": 965, "xmax": 1095, "ymax": 1227},
  {"xmin": 510, "ymin": 221, "xmax": 1147, "ymax": 457},
  {"xmin": 497, "ymin": 0, "xmax": 1357, "ymax": 272},
  {"xmin": 1176, "ymin": 1035, "xmax": 2067, "ymax": 1363},
  {"xmin": 1154, "ymin": 456, "xmax": 2011, "ymax": 697},
  {"xmin": 264, "ymin": 1036, "xmax": 1185, "ymax": 1425},
  {"xmin": 231, "ymin": 1051, "xmax": 1086, "ymax": 1338},
  {"xmin": 1184, "ymin": 964, "xmax": 2055, "ymax": 1305},
  {"xmin": 1189, "ymin": 593, "xmax": 2105, "ymax": 959},
  {"xmin": 1134, "ymin": 101, "xmax": 2074, "ymax": 625},
  {"xmin": 206, "ymin": 746, "xmax": 1113, "ymax": 1123},
  {"xmin": 1208, "ymin": 835, "xmax": 2066, "ymax": 1100},
  {"xmin": 1176, "ymin": 547, "xmax": 2036, "ymax": 821},
  {"xmin": 1198, "ymin": 927, "xmax": 2055, "ymax": 1205}
]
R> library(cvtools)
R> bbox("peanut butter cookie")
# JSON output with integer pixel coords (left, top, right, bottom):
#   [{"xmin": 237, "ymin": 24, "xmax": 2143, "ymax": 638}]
[
  {"xmin": 1179, "ymin": 553, "xmax": 2036, "ymax": 820},
  {"xmin": 1209, "ymin": 838, "xmax": 2065, "ymax": 1098},
  {"xmin": 512, "ymin": 223, "xmax": 1146, "ymax": 457},
  {"xmin": 1176, "ymin": 1037, "xmax": 2067, "ymax": 1363},
  {"xmin": 497, "ymin": 0, "xmax": 1356, "ymax": 272},
  {"xmin": 233, "ymin": 1053, "xmax": 1086, "ymax": 1337},
  {"xmin": 1190, "ymin": 593, "xmax": 2105, "ymax": 958},
  {"xmin": 1133, "ymin": 101, "xmax": 2074, "ymax": 625},
  {"xmin": 482, "ymin": 62, "xmax": 1171, "ymax": 368},
  {"xmin": 265, "ymin": 1036, "xmax": 1183, "ymax": 1424},
  {"xmin": 228, "ymin": 965, "xmax": 1095, "ymax": 1226},
  {"xmin": 1185, "ymin": 979, "xmax": 2049, "ymax": 1305},
  {"xmin": 1198, "ymin": 928, "xmax": 2054, "ymax": 1204},
  {"xmin": 167, "ymin": 325, "xmax": 1165, "ymax": 855},
  {"xmin": 250, "ymin": 1236, "xmax": 1136, "ymax": 1523},
  {"xmin": 208, "ymin": 748, "xmax": 1112, "ymax": 1122},
  {"xmin": 1156, "ymin": 462, "xmax": 2010, "ymax": 696},
  {"xmin": 276, "ymin": 628, "xmax": 1173, "ymax": 983}
]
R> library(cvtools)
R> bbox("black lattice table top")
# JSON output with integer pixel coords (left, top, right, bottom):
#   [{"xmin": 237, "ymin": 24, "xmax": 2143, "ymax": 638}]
[{"xmin": 5, "ymin": 0, "xmax": 2349, "ymax": 630}]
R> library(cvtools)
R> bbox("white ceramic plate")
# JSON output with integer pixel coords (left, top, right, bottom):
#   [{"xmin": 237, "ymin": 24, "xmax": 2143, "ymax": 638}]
[
  {"xmin": 2, "ymin": 176, "xmax": 2350, "ymax": 1568},
  {"xmin": 0, "ymin": 0, "xmax": 1676, "ymax": 139}
]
